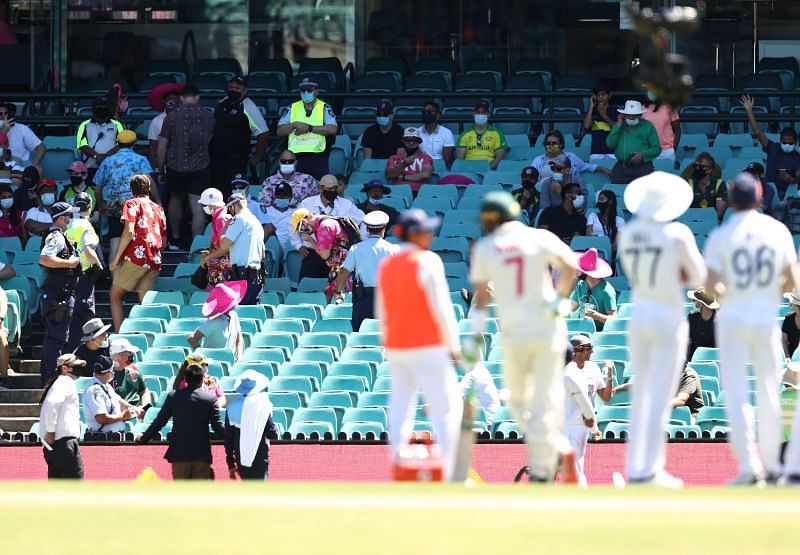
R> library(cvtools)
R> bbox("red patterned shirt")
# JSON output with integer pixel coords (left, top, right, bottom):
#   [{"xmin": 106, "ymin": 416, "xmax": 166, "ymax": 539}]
[{"xmin": 121, "ymin": 196, "xmax": 167, "ymax": 270}]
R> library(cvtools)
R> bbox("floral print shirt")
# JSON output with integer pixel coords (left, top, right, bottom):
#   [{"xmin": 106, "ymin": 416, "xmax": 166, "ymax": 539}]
[{"xmin": 121, "ymin": 196, "xmax": 167, "ymax": 270}]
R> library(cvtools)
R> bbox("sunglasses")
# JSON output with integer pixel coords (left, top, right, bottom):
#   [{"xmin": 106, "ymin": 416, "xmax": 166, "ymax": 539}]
[
  {"xmin": 280, "ymin": 159, "xmax": 296, "ymax": 164},
  {"xmin": 575, "ymin": 345, "xmax": 593, "ymax": 351},
  {"xmin": 545, "ymin": 142, "xmax": 561, "ymax": 146},
  {"xmin": 376, "ymin": 111, "xmax": 392, "ymax": 117}
]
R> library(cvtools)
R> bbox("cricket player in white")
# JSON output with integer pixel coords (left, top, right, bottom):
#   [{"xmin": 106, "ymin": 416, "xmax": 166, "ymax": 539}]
[
  {"xmin": 619, "ymin": 172, "xmax": 706, "ymax": 487},
  {"xmin": 469, "ymin": 192, "xmax": 578, "ymax": 482},
  {"xmin": 704, "ymin": 173, "xmax": 799, "ymax": 485},
  {"xmin": 563, "ymin": 334, "xmax": 613, "ymax": 486}
]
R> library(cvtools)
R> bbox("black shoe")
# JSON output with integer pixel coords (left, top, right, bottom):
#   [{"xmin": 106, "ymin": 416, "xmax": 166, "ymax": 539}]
[{"xmin": 782, "ymin": 474, "xmax": 800, "ymax": 486}]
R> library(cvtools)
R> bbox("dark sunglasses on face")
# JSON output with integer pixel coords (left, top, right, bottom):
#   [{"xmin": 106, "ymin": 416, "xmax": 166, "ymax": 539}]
[
  {"xmin": 376, "ymin": 112, "xmax": 391, "ymax": 117},
  {"xmin": 280, "ymin": 159, "xmax": 296, "ymax": 164},
  {"xmin": 299, "ymin": 87, "xmax": 315, "ymax": 93},
  {"xmin": 545, "ymin": 141, "xmax": 560, "ymax": 146}
]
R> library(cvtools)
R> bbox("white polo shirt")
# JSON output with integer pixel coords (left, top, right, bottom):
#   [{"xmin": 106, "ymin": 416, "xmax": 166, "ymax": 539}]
[
  {"xmin": 6, "ymin": 123, "xmax": 42, "ymax": 161},
  {"xmin": 417, "ymin": 124, "xmax": 455, "ymax": 160}
]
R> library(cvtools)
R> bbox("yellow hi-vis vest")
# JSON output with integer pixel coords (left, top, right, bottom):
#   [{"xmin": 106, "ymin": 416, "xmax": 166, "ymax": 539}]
[
  {"xmin": 288, "ymin": 100, "xmax": 326, "ymax": 154},
  {"xmin": 65, "ymin": 218, "xmax": 99, "ymax": 272}
]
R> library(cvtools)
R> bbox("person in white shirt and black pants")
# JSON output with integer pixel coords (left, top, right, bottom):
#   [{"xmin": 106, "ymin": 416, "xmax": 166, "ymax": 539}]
[{"xmin": 39, "ymin": 353, "xmax": 87, "ymax": 479}]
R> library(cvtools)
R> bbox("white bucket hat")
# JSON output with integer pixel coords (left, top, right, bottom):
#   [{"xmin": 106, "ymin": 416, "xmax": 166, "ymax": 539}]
[
  {"xmin": 618, "ymin": 100, "xmax": 647, "ymax": 116},
  {"xmin": 198, "ymin": 188, "xmax": 224, "ymax": 206},
  {"xmin": 625, "ymin": 171, "xmax": 693, "ymax": 222}
]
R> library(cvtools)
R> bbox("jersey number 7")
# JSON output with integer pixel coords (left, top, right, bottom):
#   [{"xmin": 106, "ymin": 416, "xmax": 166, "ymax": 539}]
[{"xmin": 504, "ymin": 255, "xmax": 524, "ymax": 296}]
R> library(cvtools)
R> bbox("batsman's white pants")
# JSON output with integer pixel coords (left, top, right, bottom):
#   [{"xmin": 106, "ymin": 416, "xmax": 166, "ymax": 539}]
[
  {"xmin": 717, "ymin": 314, "xmax": 783, "ymax": 477},
  {"xmin": 501, "ymin": 330, "xmax": 565, "ymax": 480},
  {"xmin": 626, "ymin": 304, "xmax": 687, "ymax": 481},
  {"xmin": 387, "ymin": 346, "xmax": 463, "ymax": 480},
  {"xmin": 564, "ymin": 425, "xmax": 590, "ymax": 486}
]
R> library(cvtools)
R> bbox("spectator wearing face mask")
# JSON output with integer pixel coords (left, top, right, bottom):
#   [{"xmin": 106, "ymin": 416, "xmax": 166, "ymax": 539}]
[
  {"xmin": 586, "ymin": 189, "xmax": 625, "ymax": 251},
  {"xmin": 357, "ymin": 180, "xmax": 400, "ymax": 228},
  {"xmin": 24, "ymin": 178, "xmax": 57, "ymax": 238},
  {"xmin": 74, "ymin": 318, "xmax": 112, "ymax": 370},
  {"xmin": 209, "ymin": 76, "xmax": 270, "ymax": 196},
  {"xmin": 511, "ymin": 167, "xmax": 541, "ymax": 225},
  {"xmin": 417, "ymin": 100, "xmax": 455, "ymax": 167},
  {"xmin": 740, "ymin": 94, "xmax": 800, "ymax": 198},
  {"xmin": 456, "ymin": 100, "xmax": 508, "ymax": 170},
  {"xmin": 262, "ymin": 181, "xmax": 296, "ymax": 254},
  {"xmin": 385, "ymin": 127, "xmax": 433, "ymax": 191},
  {"xmin": 258, "ymin": 149, "xmax": 319, "ymax": 208},
  {"xmin": 0, "ymin": 184, "xmax": 22, "ymax": 239},
  {"xmin": 76, "ymin": 97, "xmax": 124, "ymax": 181},
  {"xmin": 538, "ymin": 153, "xmax": 589, "ymax": 211},
  {"xmin": 537, "ymin": 182, "xmax": 587, "ymax": 244},
  {"xmin": 531, "ymin": 129, "xmax": 610, "ymax": 181},
  {"xmin": 59, "ymin": 161, "xmax": 98, "ymax": 222},
  {"xmin": 606, "ymin": 100, "xmax": 661, "ymax": 184},
  {"xmin": 361, "ymin": 101, "xmax": 404, "ymax": 160},
  {"xmin": 687, "ymin": 152, "xmax": 727, "ymax": 221},
  {"xmin": 0, "ymin": 102, "xmax": 46, "ymax": 176},
  {"xmin": 196, "ymin": 187, "xmax": 232, "ymax": 288}
]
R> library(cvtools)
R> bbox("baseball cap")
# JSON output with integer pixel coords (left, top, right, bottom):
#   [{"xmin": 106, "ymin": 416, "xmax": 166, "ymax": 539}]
[
  {"xmin": 376, "ymin": 100, "xmax": 394, "ymax": 114},
  {"xmin": 67, "ymin": 160, "xmax": 88, "ymax": 174},
  {"xmin": 479, "ymin": 191, "xmax": 521, "ymax": 223},
  {"xmin": 22, "ymin": 166, "xmax": 39, "ymax": 190},
  {"xmin": 198, "ymin": 188, "xmax": 224, "ymax": 206},
  {"xmin": 50, "ymin": 201, "xmax": 76, "ymax": 219},
  {"xmin": 73, "ymin": 192, "xmax": 92, "ymax": 211},
  {"xmin": 569, "ymin": 334, "xmax": 592, "ymax": 348},
  {"xmin": 474, "ymin": 99, "xmax": 491, "ymax": 111},
  {"xmin": 291, "ymin": 208, "xmax": 311, "ymax": 231},
  {"xmin": 56, "ymin": 353, "xmax": 86, "ymax": 368},
  {"xmin": 92, "ymin": 355, "xmax": 114, "ymax": 375},
  {"xmin": 274, "ymin": 181, "xmax": 293, "ymax": 197},
  {"xmin": 298, "ymin": 77, "xmax": 319, "ymax": 90},
  {"xmin": 109, "ymin": 337, "xmax": 141, "ymax": 356},
  {"xmin": 361, "ymin": 179, "xmax": 391, "ymax": 195},
  {"xmin": 225, "ymin": 192, "xmax": 247, "ymax": 207},
  {"xmin": 396, "ymin": 208, "xmax": 440, "ymax": 235},
  {"xmin": 564, "ymin": 341, "xmax": 574, "ymax": 365},
  {"xmin": 548, "ymin": 153, "xmax": 571, "ymax": 169},
  {"xmin": 229, "ymin": 75, "xmax": 248, "ymax": 87},
  {"xmin": 402, "ymin": 127, "xmax": 421, "ymax": 141},
  {"xmin": 521, "ymin": 167, "xmax": 539, "ymax": 179},
  {"xmin": 38, "ymin": 177, "xmax": 57, "ymax": 191},
  {"xmin": 744, "ymin": 161, "xmax": 765, "ymax": 176},
  {"xmin": 117, "ymin": 129, "xmax": 137, "ymax": 145},
  {"xmin": 230, "ymin": 173, "xmax": 249, "ymax": 188},
  {"xmin": 319, "ymin": 174, "xmax": 339, "ymax": 189}
]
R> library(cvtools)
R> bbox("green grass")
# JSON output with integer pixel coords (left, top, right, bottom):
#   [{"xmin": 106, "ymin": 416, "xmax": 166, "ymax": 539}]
[{"xmin": 1, "ymin": 481, "xmax": 799, "ymax": 554}]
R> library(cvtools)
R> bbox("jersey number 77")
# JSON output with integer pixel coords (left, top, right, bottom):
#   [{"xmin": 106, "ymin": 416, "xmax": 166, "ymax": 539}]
[{"xmin": 623, "ymin": 246, "xmax": 662, "ymax": 288}]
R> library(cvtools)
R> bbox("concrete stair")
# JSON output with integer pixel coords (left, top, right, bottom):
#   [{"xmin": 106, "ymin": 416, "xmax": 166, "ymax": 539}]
[{"xmin": 0, "ymin": 248, "xmax": 190, "ymax": 438}]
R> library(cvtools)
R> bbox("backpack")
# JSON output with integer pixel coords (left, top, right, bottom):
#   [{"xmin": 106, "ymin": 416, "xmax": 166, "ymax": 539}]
[
  {"xmin": 784, "ymin": 197, "xmax": 800, "ymax": 235},
  {"xmin": 328, "ymin": 216, "xmax": 362, "ymax": 247}
]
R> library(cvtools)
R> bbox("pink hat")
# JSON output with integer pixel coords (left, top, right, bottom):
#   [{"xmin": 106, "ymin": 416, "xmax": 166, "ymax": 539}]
[
  {"xmin": 67, "ymin": 161, "xmax": 88, "ymax": 174},
  {"xmin": 202, "ymin": 280, "xmax": 247, "ymax": 318},
  {"xmin": 577, "ymin": 248, "xmax": 612, "ymax": 279}
]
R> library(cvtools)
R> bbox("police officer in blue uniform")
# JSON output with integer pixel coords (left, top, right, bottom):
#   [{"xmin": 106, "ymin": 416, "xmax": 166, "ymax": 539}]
[
  {"xmin": 333, "ymin": 210, "xmax": 399, "ymax": 331},
  {"xmin": 38, "ymin": 202, "xmax": 81, "ymax": 386},
  {"xmin": 82, "ymin": 355, "xmax": 140, "ymax": 435}
]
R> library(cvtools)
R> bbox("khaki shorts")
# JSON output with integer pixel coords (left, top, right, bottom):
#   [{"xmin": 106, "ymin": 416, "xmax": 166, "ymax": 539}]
[{"xmin": 113, "ymin": 260, "xmax": 159, "ymax": 293}]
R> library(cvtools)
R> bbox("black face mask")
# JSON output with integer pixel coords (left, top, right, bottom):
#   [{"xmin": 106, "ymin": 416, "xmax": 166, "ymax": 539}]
[
  {"xmin": 69, "ymin": 176, "xmax": 84, "ymax": 187},
  {"xmin": 596, "ymin": 201, "xmax": 609, "ymax": 211},
  {"xmin": 522, "ymin": 181, "xmax": 536, "ymax": 190},
  {"xmin": 226, "ymin": 90, "xmax": 242, "ymax": 103},
  {"xmin": 322, "ymin": 190, "xmax": 338, "ymax": 202},
  {"xmin": 422, "ymin": 111, "xmax": 437, "ymax": 124},
  {"xmin": 93, "ymin": 108, "xmax": 110, "ymax": 120},
  {"xmin": 405, "ymin": 146, "xmax": 419, "ymax": 156},
  {"xmin": 692, "ymin": 167, "xmax": 707, "ymax": 181}
]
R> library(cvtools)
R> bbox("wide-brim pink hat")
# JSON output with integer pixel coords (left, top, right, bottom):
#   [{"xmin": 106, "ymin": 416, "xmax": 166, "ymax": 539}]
[
  {"xmin": 576, "ymin": 248, "xmax": 613, "ymax": 279},
  {"xmin": 202, "ymin": 280, "xmax": 247, "ymax": 318},
  {"xmin": 147, "ymin": 82, "xmax": 184, "ymax": 112}
]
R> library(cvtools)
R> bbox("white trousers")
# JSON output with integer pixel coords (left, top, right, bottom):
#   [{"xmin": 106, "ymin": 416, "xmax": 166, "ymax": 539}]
[
  {"xmin": 717, "ymin": 316, "xmax": 783, "ymax": 476},
  {"xmin": 502, "ymin": 333, "xmax": 565, "ymax": 479},
  {"xmin": 564, "ymin": 425, "xmax": 589, "ymax": 486},
  {"xmin": 387, "ymin": 346, "xmax": 462, "ymax": 481},
  {"xmin": 626, "ymin": 307, "xmax": 687, "ymax": 480},
  {"xmin": 656, "ymin": 147, "xmax": 676, "ymax": 160}
]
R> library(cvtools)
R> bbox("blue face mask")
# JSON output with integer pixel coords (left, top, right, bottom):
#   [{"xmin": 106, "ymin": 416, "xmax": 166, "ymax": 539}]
[
  {"xmin": 376, "ymin": 116, "xmax": 391, "ymax": 127},
  {"xmin": 0, "ymin": 199, "xmax": 13, "ymax": 209},
  {"xmin": 300, "ymin": 91, "xmax": 315, "ymax": 103},
  {"xmin": 551, "ymin": 172, "xmax": 564, "ymax": 182},
  {"xmin": 474, "ymin": 114, "xmax": 489, "ymax": 126},
  {"xmin": 781, "ymin": 143, "xmax": 796, "ymax": 153},
  {"xmin": 274, "ymin": 198, "xmax": 291, "ymax": 209},
  {"xmin": 40, "ymin": 193, "xmax": 55, "ymax": 206},
  {"xmin": 626, "ymin": 118, "xmax": 640, "ymax": 127}
]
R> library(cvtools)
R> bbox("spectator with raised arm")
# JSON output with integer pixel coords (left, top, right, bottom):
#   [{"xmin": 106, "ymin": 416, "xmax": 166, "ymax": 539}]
[{"xmin": 582, "ymin": 82, "xmax": 619, "ymax": 162}]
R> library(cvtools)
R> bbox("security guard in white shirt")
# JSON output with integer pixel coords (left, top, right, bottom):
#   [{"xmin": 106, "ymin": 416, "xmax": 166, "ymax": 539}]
[
  {"xmin": 334, "ymin": 210, "xmax": 399, "ymax": 331},
  {"xmin": 39, "ymin": 353, "xmax": 87, "ymax": 479}
]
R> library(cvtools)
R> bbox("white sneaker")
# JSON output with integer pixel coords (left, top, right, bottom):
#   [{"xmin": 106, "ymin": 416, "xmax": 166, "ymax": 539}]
[
  {"xmin": 728, "ymin": 472, "xmax": 766, "ymax": 487},
  {"xmin": 628, "ymin": 471, "xmax": 684, "ymax": 489}
]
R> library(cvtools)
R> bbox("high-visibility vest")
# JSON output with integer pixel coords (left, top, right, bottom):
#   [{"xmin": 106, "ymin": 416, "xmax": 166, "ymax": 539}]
[
  {"xmin": 65, "ymin": 218, "xmax": 98, "ymax": 271},
  {"xmin": 378, "ymin": 249, "xmax": 444, "ymax": 350},
  {"xmin": 287, "ymin": 100, "xmax": 326, "ymax": 154}
]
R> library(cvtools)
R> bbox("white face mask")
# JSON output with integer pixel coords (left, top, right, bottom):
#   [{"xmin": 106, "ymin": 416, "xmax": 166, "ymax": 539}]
[
  {"xmin": 572, "ymin": 195, "xmax": 585, "ymax": 209},
  {"xmin": 626, "ymin": 118, "xmax": 640, "ymax": 127},
  {"xmin": 280, "ymin": 163, "xmax": 295, "ymax": 174},
  {"xmin": 203, "ymin": 205, "xmax": 214, "ymax": 216}
]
